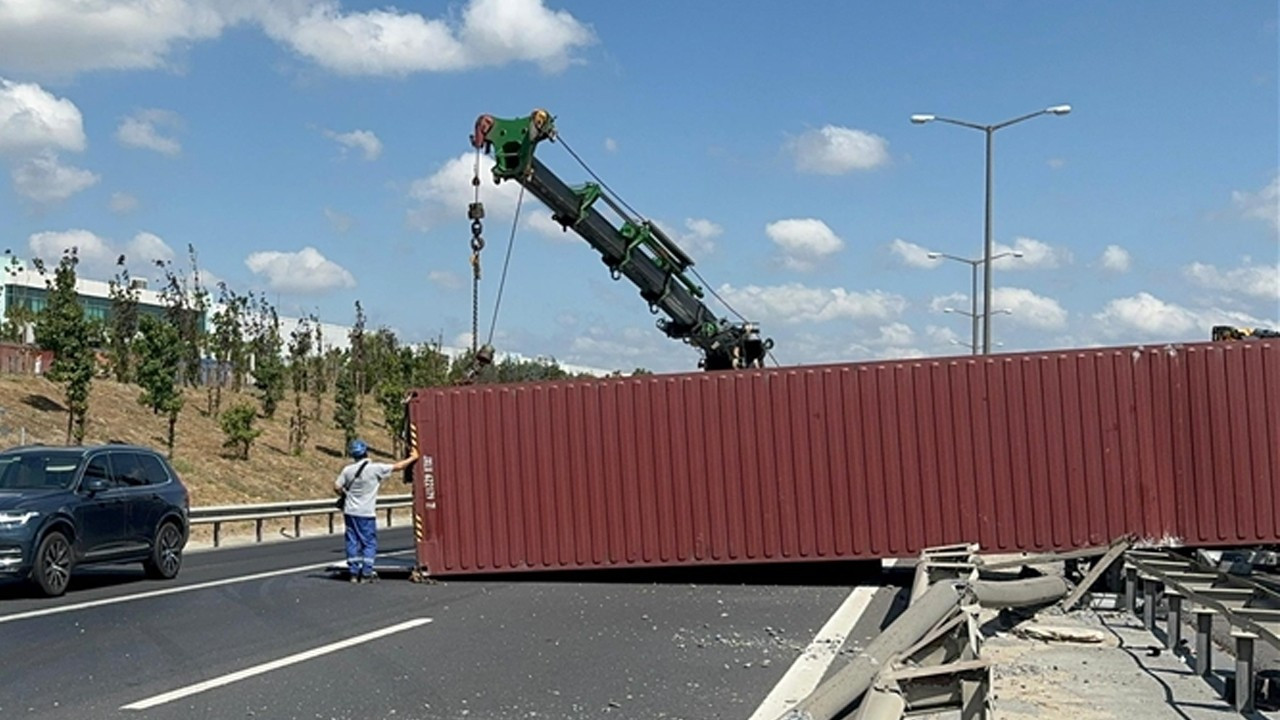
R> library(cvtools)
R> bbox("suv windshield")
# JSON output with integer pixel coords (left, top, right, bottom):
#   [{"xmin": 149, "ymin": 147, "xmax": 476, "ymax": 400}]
[{"xmin": 0, "ymin": 450, "xmax": 84, "ymax": 491}]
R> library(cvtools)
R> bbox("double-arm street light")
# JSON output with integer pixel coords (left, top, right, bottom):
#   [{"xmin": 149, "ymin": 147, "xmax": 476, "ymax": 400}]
[
  {"xmin": 911, "ymin": 105, "xmax": 1071, "ymax": 353},
  {"xmin": 927, "ymin": 250, "xmax": 1022, "ymax": 354}
]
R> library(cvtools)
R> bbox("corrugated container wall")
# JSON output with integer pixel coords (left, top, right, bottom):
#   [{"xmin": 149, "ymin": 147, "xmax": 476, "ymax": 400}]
[{"xmin": 408, "ymin": 341, "xmax": 1278, "ymax": 576}]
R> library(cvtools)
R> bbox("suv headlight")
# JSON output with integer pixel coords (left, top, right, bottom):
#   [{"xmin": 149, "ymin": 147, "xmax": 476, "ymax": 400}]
[{"xmin": 0, "ymin": 511, "xmax": 39, "ymax": 528}]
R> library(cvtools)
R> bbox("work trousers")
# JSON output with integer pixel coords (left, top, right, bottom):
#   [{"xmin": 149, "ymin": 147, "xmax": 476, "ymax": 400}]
[{"xmin": 344, "ymin": 515, "xmax": 378, "ymax": 577}]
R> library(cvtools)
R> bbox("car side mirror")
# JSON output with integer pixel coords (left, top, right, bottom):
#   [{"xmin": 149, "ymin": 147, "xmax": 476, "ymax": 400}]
[{"xmin": 84, "ymin": 478, "xmax": 109, "ymax": 494}]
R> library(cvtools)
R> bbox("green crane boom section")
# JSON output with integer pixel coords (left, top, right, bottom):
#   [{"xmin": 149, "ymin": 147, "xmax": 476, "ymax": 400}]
[{"xmin": 471, "ymin": 110, "xmax": 770, "ymax": 371}]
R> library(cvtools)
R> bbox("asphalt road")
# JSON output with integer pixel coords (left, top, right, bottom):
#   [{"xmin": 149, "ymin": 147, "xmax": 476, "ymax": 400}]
[{"xmin": 0, "ymin": 527, "xmax": 906, "ymax": 720}]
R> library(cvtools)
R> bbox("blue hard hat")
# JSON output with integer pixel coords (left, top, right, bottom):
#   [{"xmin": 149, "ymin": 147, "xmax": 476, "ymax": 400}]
[{"xmin": 348, "ymin": 439, "xmax": 368, "ymax": 457}]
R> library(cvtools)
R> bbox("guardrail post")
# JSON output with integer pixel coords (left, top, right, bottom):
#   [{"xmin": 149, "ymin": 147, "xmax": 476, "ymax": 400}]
[
  {"xmin": 293, "ymin": 515, "xmax": 301, "ymax": 539},
  {"xmin": 1233, "ymin": 631, "xmax": 1257, "ymax": 713},
  {"xmin": 386, "ymin": 507, "xmax": 393, "ymax": 526},
  {"xmin": 1195, "ymin": 609, "xmax": 1217, "ymax": 677},
  {"xmin": 1165, "ymin": 593, "xmax": 1183, "ymax": 650},
  {"xmin": 255, "ymin": 518, "xmax": 263, "ymax": 543},
  {"xmin": 1124, "ymin": 565, "xmax": 1138, "ymax": 614},
  {"xmin": 328, "ymin": 512, "xmax": 335, "ymax": 534},
  {"xmin": 213, "ymin": 522, "xmax": 221, "ymax": 548}
]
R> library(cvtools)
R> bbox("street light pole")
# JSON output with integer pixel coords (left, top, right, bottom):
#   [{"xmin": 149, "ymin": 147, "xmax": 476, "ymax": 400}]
[
  {"xmin": 912, "ymin": 105, "xmax": 1071, "ymax": 353},
  {"xmin": 929, "ymin": 250, "xmax": 1022, "ymax": 355}
]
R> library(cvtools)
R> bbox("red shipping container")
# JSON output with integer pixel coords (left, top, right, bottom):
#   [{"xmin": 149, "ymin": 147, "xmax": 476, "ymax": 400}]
[{"xmin": 407, "ymin": 341, "xmax": 1279, "ymax": 576}]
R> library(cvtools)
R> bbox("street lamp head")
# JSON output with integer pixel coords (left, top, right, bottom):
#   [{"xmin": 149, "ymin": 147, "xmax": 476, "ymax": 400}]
[
  {"xmin": 943, "ymin": 307, "xmax": 957, "ymax": 314},
  {"xmin": 1046, "ymin": 104, "xmax": 1072, "ymax": 116},
  {"xmin": 1012, "ymin": 250, "xmax": 1024, "ymax": 258},
  {"xmin": 910, "ymin": 114, "xmax": 936, "ymax": 124},
  {"xmin": 926, "ymin": 251, "xmax": 941, "ymax": 259}
]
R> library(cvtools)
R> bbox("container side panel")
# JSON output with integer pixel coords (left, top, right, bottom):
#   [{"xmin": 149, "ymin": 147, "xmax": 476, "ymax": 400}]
[
  {"xmin": 986, "ymin": 358, "xmax": 1016, "ymax": 551},
  {"xmin": 894, "ymin": 364, "xmax": 925, "ymax": 554},
  {"xmin": 929, "ymin": 363, "xmax": 962, "ymax": 545},
  {"xmin": 1206, "ymin": 349, "xmax": 1235, "ymax": 543},
  {"xmin": 1078, "ymin": 353, "xmax": 1109, "ymax": 546},
  {"xmin": 913, "ymin": 365, "xmax": 944, "ymax": 548},
  {"xmin": 1150, "ymin": 349, "xmax": 1179, "ymax": 539}
]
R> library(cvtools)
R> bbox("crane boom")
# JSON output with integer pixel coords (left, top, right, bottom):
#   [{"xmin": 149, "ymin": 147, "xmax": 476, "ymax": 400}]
[{"xmin": 470, "ymin": 109, "xmax": 771, "ymax": 371}]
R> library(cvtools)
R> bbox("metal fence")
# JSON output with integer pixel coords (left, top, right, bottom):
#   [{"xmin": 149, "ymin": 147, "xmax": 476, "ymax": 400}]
[{"xmin": 189, "ymin": 494, "xmax": 413, "ymax": 547}]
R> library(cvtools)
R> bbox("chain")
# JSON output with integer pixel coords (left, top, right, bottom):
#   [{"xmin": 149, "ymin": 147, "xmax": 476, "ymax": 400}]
[{"xmin": 468, "ymin": 148, "xmax": 485, "ymax": 355}]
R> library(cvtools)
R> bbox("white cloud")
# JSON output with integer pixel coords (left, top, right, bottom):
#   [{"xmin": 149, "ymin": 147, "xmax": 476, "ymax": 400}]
[
  {"xmin": 109, "ymin": 191, "xmax": 138, "ymax": 213},
  {"xmin": 766, "ymin": 218, "xmax": 844, "ymax": 271},
  {"xmin": 786, "ymin": 125, "xmax": 889, "ymax": 175},
  {"xmin": 28, "ymin": 229, "xmax": 115, "ymax": 271},
  {"xmin": 1091, "ymin": 293, "xmax": 1275, "ymax": 340},
  {"xmin": 11, "ymin": 152, "xmax": 98, "ymax": 202},
  {"xmin": 428, "ymin": 269, "xmax": 462, "ymax": 289},
  {"xmin": 991, "ymin": 287, "xmax": 1068, "ymax": 330},
  {"xmin": 716, "ymin": 283, "xmax": 906, "ymax": 324},
  {"xmin": 260, "ymin": 0, "xmax": 595, "ymax": 76},
  {"xmin": 993, "ymin": 236, "xmax": 1072, "ymax": 270},
  {"xmin": 0, "ymin": 1, "xmax": 593, "ymax": 79},
  {"xmin": 663, "ymin": 217, "xmax": 721, "ymax": 257},
  {"xmin": 929, "ymin": 292, "xmax": 968, "ymax": 313},
  {"xmin": 27, "ymin": 228, "xmax": 178, "ymax": 280},
  {"xmin": 324, "ymin": 207, "xmax": 352, "ymax": 233},
  {"xmin": 1100, "ymin": 244, "xmax": 1131, "ymax": 273},
  {"xmin": 889, "ymin": 238, "xmax": 942, "ymax": 268},
  {"xmin": 1232, "ymin": 175, "xmax": 1279, "ymax": 232},
  {"xmin": 604, "ymin": 137, "xmax": 618, "ymax": 153},
  {"xmin": 408, "ymin": 152, "xmax": 526, "ymax": 231},
  {"xmin": 870, "ymin": 322, "xmax": 915, "ymax": 347},
  {"xmin": 115, "ymin": 108, "xmax": 182, "ymax": 155},
  {"xmin": 0, "ymin": 0, "xmax": 230, "ymax": 78},
  {"xmin": 1094, "ymin": 292, "xmax": 1201, "ymax": 337},
  {"xmin": 244, "ymin": 246, "xmax": 356, "ymax": 295},
  {"xmin": 125, "ymin": 231, "xmax": 176, "ymax": 266},
  {"xmin": 1184, "ymin": 260, "xmax": 1279, "ymax": 300},
  {"xmin": 568, "ymin": 326, "xmax": 673, "ymax": 371},
  {"xmin": 324, "ymin": 128, "xmax": 381, "ymax": 161},
  {"xmin": 0, "ymin": 78, "xmax": 86, "ymax": 154}
]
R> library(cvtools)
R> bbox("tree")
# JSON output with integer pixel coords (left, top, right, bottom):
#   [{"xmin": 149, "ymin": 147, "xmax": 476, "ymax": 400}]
[
  {"xmin": 247, "ymin": 296, "xmax": 286, "ymax": 418},
  {"xmin": 219, "ymin": 403, "xmax": 261, "ymax": 460},
  {"xmin": 309, "ymin": 319, "xmax": 326, "ymax": 420},
  {"xmin": 135, "ymin": 315, "xmax": 185, "ymax": 456},
  {"xmin": 349, "ymin": 300, "xmax": 367, "ymax": 419},
  {"xmin": 33, "ymin": 250, "xmax": 98, "ymax": 444},
  {"xmin": 333, "ymin": 362, "xmax": 358, "ymax": 448},
  {"xmin": 155, "ymin": 244, "xmax": 209, "ymax": 388},
  {"xmin": 286, "ymin": 315, "xmax": 315, "ymax": 455},
  {"xmin": 376, "ymin": 377, "xmax": 408, "ymax": 456},
  {"xmin": 105, "ymin": 256, "xmax": 141, "ymax": 383},
  {"xmin": 207, "ymin": 283, "xmax": 248, "ymax": 416}
]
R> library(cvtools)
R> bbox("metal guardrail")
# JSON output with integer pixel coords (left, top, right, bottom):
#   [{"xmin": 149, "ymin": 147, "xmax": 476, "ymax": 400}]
[
  {"xmin": 1125, "ymin": 548, "xmax": 1280, "ymax": 714},
  {"xmin": 189, "ymin": 494, "xmax": 413, "ymax": 547}
]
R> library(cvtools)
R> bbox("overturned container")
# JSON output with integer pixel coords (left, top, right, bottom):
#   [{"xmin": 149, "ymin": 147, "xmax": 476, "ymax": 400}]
[{"xmin": 407, "ymin": 340, "xmax": 1278, "ymax": 577}]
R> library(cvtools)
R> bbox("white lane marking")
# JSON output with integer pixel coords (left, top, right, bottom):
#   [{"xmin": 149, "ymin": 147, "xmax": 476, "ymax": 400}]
[
  {"xmin": 0, "ymin": 561, "xmax": 332, "ymax": 625},
  {"xmin": 121, "ymin": 618, "xmax": 433, "ymax": 710},
  {"xmin": 747, "ymin": 558, "xmax": 899, "ymax": 720}
]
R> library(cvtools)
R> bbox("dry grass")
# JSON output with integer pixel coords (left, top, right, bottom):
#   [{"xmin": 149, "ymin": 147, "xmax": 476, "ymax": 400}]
[{"xmin": 0, "ymin": 374, "xmax": 396, "ymax": 507}]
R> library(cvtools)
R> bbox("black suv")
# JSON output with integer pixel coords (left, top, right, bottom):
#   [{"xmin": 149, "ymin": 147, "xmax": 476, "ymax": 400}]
[{"xmin": 0, "ymin": 444, "xmax": 189, "ymax": 596}]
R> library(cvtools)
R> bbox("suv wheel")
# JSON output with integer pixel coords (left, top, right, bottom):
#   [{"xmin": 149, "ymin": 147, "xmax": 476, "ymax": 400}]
[
  {"xmin": 33, "ymin": 530, "xmax": 72, "ymax": 597},
  {"xmin": 144, "ymin": 522, "xmax": 183, "ymax": 580}
]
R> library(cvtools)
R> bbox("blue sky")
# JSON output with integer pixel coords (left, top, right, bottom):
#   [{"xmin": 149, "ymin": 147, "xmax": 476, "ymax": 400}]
[{"xmin": 0, "ymin": 0, "xmax": 1276, "ymax": 373}]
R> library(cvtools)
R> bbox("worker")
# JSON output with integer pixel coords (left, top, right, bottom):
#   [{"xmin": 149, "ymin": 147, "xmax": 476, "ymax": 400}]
[{"xmin": 335, "ymin": 438, "xmax": 420, "ymax": 583}]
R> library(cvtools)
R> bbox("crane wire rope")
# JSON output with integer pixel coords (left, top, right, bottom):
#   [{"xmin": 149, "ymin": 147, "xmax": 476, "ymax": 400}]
[
  {"xmin": 486, "ymin": 185, "xmax": 526, "ymax": 348},
  {"xmin": 557, "ymin": 134, "xmax": 756, "ymax": 331}
]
